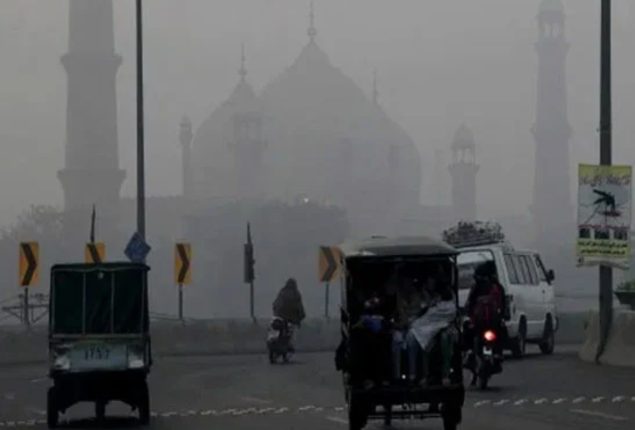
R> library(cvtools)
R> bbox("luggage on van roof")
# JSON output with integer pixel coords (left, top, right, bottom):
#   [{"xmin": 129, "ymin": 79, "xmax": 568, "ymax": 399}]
[{"xmin": 442, "ymin": 221, "xmax": 506, "ymax": 248}]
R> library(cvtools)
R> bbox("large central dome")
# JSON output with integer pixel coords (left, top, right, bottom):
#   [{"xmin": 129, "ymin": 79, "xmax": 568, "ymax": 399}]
[{"xmin": 189, "ymin": 32, "xmax": 422, "ymax": 235}]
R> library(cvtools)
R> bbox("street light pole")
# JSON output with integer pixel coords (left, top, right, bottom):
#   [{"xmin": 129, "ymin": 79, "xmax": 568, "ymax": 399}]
[
  {"xmin": 597, "ymin": 0, "xmax": 613, "ymax": 363},
  {"xmin": 136, "ymin": 0, "xmax": 146, "ymax": 240}
]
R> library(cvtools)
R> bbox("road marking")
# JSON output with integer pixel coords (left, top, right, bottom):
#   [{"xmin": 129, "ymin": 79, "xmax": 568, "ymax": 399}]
[
  {"xmin": 493, "ymin": 399, "xmax": 509, "ymax": 406},
  {"xmin": 326, "ymin": 416, "xmax": 348, "ymax": 425},
  {"xmin": 474, "ymin": 400, "xmax": 491, "ymax": 407},
  {"xmin": 334, "ymin": 406, "xmax": 345, "ymax": 412},
  {"xmin": 571, "ymin": 409, "xmax": 629, "ymax": 422},
  {"xmin": 612, "ymin": 396, "xmax": 626, "ymax": 403},
  {"xmin": 534, "ymin": 398, "xmax": 548, "ymax": 405},
  {"xmin": 514, "ymin": 399, "xmax": 528, "ymax": 406},
  {"xmin": 572, "ymin": 397, "xmax": 586, "ymax": 404},
  {"xmin": 553, "ymin": 398, "xmax": 567, "ymax": 405},
  {"xmin": 591, "ymin": 396, "xmax": 605, "ymax": 403},
  {"xmin": 298, "ymin": 405, "xmax": 315, "ymax": 411}
]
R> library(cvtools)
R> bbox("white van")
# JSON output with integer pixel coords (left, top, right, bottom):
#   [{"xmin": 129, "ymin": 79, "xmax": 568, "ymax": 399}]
[{"xmin": 456, "ymin": 242, "xmax": 557, "ymax": 357}]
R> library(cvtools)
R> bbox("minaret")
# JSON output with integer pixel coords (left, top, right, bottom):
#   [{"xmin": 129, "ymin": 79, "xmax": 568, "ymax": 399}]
[
  {"xmin": 179, "ymin": 116, "xmax": 193, "ymax": 198},
  {"xmin": 532, "ymin": 0, "xmax": 572, "ymax": 246},
  {"xmin": 58, "ymin": 0, "xmax": 125, "ymax": 241},
  {"xmin": 449, "ymin": 125, "xmax": 479, "ymax": 222},
  {"xmin": 308, "ymin": 1, "xmax": 317, "ymax": 44},
  {"xmin": 228, "ymin": 45, "xmax": 266, "ymax": 201}
]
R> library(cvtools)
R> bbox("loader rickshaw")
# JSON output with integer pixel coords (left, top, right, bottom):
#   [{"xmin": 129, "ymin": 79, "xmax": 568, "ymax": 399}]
[
  {"xmin": 335, "ymin": 236, "xmax": 464, "ymax": 430},
  {"xmin": 47, "ymin": 263, "xmax": 151, "ymax": 427}
]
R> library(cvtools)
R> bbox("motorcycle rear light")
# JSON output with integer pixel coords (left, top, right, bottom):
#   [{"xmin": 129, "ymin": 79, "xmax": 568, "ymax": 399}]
[{"xmin": 484, "ymin": 330, "xmax": 497, "ymax": 342}]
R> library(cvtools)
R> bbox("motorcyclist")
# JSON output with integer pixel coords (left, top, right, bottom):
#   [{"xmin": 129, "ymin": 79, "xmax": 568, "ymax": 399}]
[
  {"xmin": 464, "ymin": 261, "xmax": 505, "ymax": 384},
  {"xmin": 272, "ymin": 278, "xmax": 306, "ymax": 351}
]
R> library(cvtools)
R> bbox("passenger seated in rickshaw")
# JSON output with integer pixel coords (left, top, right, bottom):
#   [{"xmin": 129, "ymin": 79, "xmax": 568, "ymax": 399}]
[
  {"xmin": 350, "ymin": 292, "xmax": 392, "ymax": 388},
  {"xmin": 390, "ymin": 270, "xmax": 457, "ymax": 386}
]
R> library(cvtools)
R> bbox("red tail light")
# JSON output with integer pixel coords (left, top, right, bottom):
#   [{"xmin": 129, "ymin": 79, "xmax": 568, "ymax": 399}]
[{"xmin": 484, "ymin": 330, "xmax": 497, "ymax": 342}]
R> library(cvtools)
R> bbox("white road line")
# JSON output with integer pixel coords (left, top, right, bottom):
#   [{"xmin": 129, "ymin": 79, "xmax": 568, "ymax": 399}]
[
  {"xmin": 553, "ymin": 398, "xmax": 567, "ymax": 405},
  {"xmin": 29, "ymin": 378, "xmax": 47, "ymax": 384},
  {"xmin": 571, "ymin": 409, "xmax": 629, "ymax": 422},
  {"xmin": 612, "ymin": 396, "xmax": 626, "ymax": 403},
  {"xmin": 334, "ymin": 406, "xmax": 345, "ymax": 412},
  {"xmin": 572, "ymin": 397, "xmax": 586, "ymax": 404},
  {"xmin": 298, "ymin": 406, "xmax": 315, "ymax": 411},
  {"xmin": 474, "ymin": 400, "xmax": 491, "ymax": 407},
  {"xmin": 326, "ymin": 416, "xmax": 348, "ymax": 425},
  {"xmin": 514, "ymin": 399, "xmax": 528, "ymax": 406},
  {"xmin": 493, "ymin": 400, "xmax": 509, "ymax": 406},
  {"xmin": 591, "ymin": 396, "xmax": 605, "ymax": 403},
  {"xmin": 534, "ymin": 398, "xmax": 548, "ymax": 405}
]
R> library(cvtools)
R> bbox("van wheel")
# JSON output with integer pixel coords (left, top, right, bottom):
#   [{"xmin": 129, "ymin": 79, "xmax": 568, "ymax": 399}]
[
  {"xmin": 540, "ymin": 316, "xmax": 555, "ymax": 355},
  {"xmin": 512, "ymin": 320, "xmax": 527, "ymax": 359},
  {"xmin": 47, "ymin": 387, "xmax": 58, "ymax": 429}
]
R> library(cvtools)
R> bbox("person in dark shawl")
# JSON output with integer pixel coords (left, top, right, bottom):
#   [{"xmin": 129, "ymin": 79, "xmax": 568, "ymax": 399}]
[{"xmin": 273, "ymin": 278, "xmax": 306, "ymax": 326}]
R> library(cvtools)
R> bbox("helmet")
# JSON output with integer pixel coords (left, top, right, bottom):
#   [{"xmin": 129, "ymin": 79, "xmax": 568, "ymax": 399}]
[{"xmin": 474, "ymin": 261, "xmax": 497, "ymax": 280}]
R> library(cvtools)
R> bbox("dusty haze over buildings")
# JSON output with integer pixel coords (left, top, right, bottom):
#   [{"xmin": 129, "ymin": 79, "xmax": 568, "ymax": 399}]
[{"xmin": 1, "ymin": 0, "xmax": 635, "ymax": 230}]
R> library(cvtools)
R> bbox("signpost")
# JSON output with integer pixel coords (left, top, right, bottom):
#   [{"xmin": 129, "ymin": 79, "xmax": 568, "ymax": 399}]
[
  {"xmin": 576, "ymin": 164, "xmax": 632, "ymax": 268},
  {"xmin": 244, "ymin": 224, "xmax": 255, "ymax": 322},
  {"xmin": 175, "ymin": 243, "xmax": 192, "ymax": 321},
  {"xmin": 85, "ymin": 242, "xmax": 106, "ymax": 264},
  {"xmin": 19, "ymin": 242, "xmax": 39, "ymax": 328},
  {"xmin": 125, "ymin": 232, "xmax": 151, "ymax": 263},
  {"xmin": 318, "ymin": 246, "xmax": 342, "ymax": 319}
]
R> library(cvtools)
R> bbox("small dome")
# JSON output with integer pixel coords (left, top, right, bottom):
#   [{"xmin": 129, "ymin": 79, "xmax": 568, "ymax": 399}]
[
  {"xmin": 540, "ymin": 0, "xmax": 564, "ymax": 13},
  {"xmin": 452, "ymin": 124, "xmax": 475, "ymax": 151}
]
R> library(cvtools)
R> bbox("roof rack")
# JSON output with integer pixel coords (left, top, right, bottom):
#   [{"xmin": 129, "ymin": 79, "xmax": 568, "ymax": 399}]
[{"xmin": 442, "ymin": 221, "xmax": 506, "ymax": 249}]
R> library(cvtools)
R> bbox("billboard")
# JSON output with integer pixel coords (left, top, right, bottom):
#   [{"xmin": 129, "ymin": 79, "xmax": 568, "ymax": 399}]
[{"xmin": 577, "ymin": 164, "xmax": 632, "ymax": 269}]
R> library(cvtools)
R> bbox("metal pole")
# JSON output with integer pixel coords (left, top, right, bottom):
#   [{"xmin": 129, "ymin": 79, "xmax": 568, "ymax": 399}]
[
  {"xmin": 250, "ymin": 281, "xmax": 255, "ymax": 323},
  {"xmin": 23, "ymin": 288, "xmax": 30, "ymax": 329},
  {"xmin": 597, "ymin": 0, "xmax": 613, "ymax": 363},
  {"xmin": 178, "ymin": 284, "xmax": 183, "ymax": 321},
  {"xmin": 325, "ymin": 282, "xmax": 330, "ymax": 319},
  {"xmin": 136, "ymin": 0, "xmax": 146, "ymax": 240}
]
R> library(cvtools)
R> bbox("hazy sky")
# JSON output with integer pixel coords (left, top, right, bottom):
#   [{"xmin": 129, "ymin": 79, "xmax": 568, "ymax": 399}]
[{"xmin": 1, "ymin": 0, "xmax": 634, "ymax": 228}]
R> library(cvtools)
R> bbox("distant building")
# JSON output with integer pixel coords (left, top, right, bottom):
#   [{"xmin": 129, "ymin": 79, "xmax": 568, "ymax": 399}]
[
  {"xmin": 188, "ymin": 10, "xmax": 421, "ymax": 237},
  {"xmin": 531, "ymin": 0, "xmax": 573, "ymax": 251},
  {"xmin": 449, "ymin": 125, "xmax": 479, "ymax": 222},
  {"xmin": 58, "ymin": 0, "xmax": 125, "ymax": 253}
]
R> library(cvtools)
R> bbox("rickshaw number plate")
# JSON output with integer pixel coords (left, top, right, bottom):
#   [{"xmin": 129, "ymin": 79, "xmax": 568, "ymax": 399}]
[{"xmin": 70, "ymin": 344, "xmax": 127, "ymax": 370}]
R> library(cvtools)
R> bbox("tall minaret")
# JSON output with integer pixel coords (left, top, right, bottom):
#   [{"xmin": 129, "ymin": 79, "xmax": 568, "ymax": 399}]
[
  {"xmin": 449, "ymin": 125, "xmax": 479, "ymax": 222},
  {"xmin": 58, "ymin": 0, "xmax": 125, "ymax": 242},
  {"xmin": 531, "ymin": 0, "xmax": 572, "ymax": 247}
]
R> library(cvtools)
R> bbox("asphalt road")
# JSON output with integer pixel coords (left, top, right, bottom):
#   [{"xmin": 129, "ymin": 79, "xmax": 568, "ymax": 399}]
[{"xmin": 1, "ymin": 345, "xmax": 634, "ymax": 430}]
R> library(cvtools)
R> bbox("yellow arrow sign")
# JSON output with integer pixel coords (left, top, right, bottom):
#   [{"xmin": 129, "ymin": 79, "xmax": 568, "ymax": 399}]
[
  {"xmin": 318, "ymin": 246, "xmax": 342, "ymax": 283},
  {"xmin": 85, "ymin": 242, "xmax": 106, "ymax": 264},
  {"xmin": 175, "ymin": 243, "xmax": 192, "ymax": 285},
  {"xmin": 19, "ymin": 242, "xmax": 39, "ymax": 287}
]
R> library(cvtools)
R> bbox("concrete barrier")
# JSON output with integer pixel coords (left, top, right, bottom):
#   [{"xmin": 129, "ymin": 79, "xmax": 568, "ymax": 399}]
[
  {"xmin": 0, "ymin": 312, "xmax": 587, "ymax": 367},
  {"xmin": 580, "ymin": 310, "xmax": 635, "ymax": 367},
  {"xmin": 0, "ymin": 318, "xmax": 340, "ymax": 366}
]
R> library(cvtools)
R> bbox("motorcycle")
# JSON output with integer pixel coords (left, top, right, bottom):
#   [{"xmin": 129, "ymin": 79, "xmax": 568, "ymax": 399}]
[
  {"xmin": 471, "ymin": 327, "xmax": 503, "ymax": 389},
  {"xmin": 267, "ymin": 317, "xmax": 294, "ymax": 364}
]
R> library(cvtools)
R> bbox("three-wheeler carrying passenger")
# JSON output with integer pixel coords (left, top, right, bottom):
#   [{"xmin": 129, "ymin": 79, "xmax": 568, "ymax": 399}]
[
  {"xmin": 47, "ymin": 263, "xmax": 151, "ymax": 428},
  {"xmin": 335, "ymin": 237, "xmax": 464, "ymax": 430}
]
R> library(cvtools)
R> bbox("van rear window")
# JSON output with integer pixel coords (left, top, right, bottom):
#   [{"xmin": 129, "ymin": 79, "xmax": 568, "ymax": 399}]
[{"xmin": 457, "ymin": 251, "xmax": 496, "ymax": 290}]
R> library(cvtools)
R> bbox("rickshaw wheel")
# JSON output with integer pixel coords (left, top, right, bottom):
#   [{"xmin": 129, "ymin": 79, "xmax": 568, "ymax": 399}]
[
  {"xmin": 138, "ymin": 380, "xmax": 150, "ymax": 425},
  {"xmin": 347, "ymin": 394, "xmax": 366, "ymax": 430},
  {"xmin": 47, "ymin": 387, "xmax": 58, "ymax": 429},
  {"xmin": 441, "ymin": 403, "xmax": 461, "ymax": 430},
  {"xmin": 95, "ymin": 400, "xmax": 106, "ymax": 421},
  {"xmin": 383, "ymin": 403, "xmax": 392, "ymax": 426}
]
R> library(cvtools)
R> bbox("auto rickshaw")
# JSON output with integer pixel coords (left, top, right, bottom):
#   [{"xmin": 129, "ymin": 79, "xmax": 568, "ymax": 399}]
[
  {"xmin": 47, "ymin": 263, "xmax": 151, "ymax": 427},
  {"xmin": 335, "ymin": 236, "xmax": 464, "ymax": 430}
]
